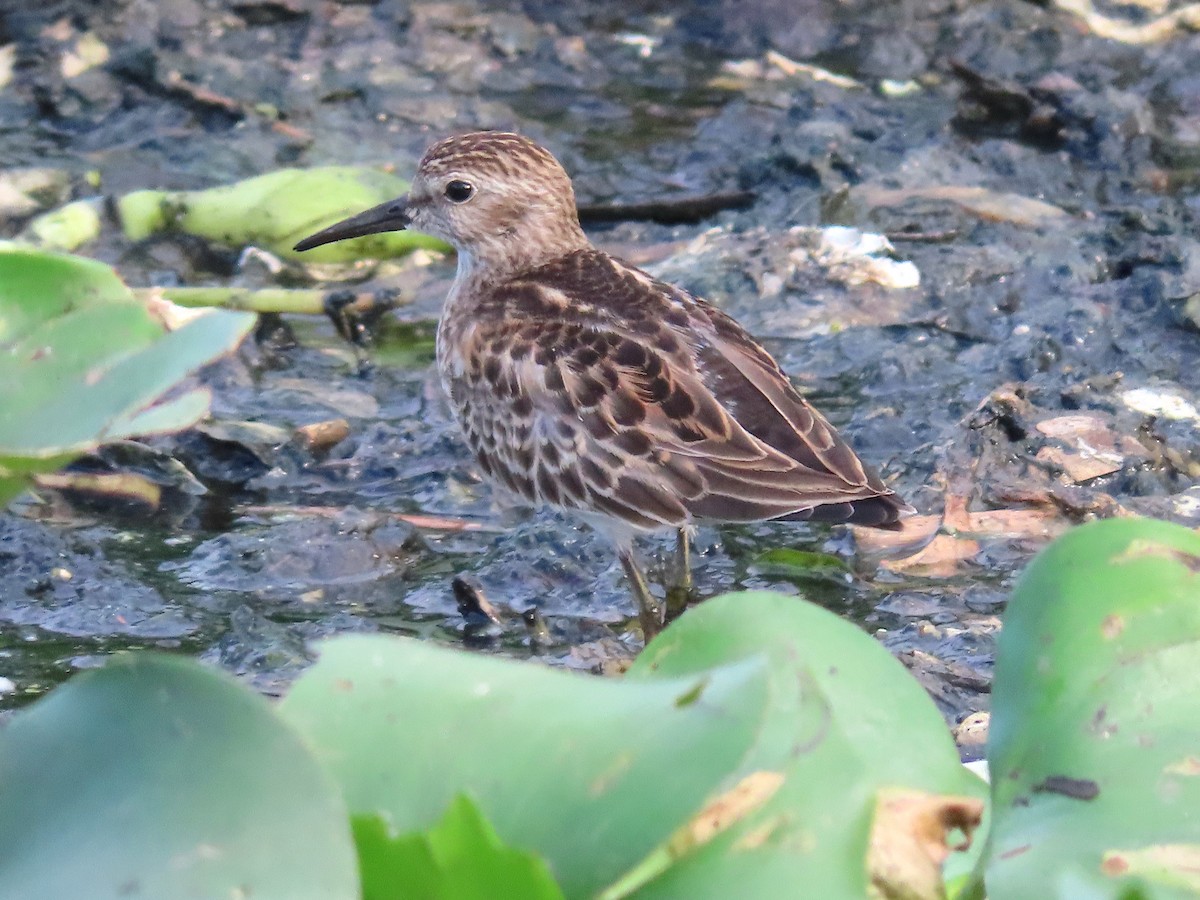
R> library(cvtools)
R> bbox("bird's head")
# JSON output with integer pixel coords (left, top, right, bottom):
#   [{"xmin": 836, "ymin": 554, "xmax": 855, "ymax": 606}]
[{"xmin": 295, "ymin": 131, "xmax": 588, "ymax": 277}]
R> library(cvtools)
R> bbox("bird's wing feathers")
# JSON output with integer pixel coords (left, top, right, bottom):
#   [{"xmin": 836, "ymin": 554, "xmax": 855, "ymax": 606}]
[{"xmin": 450, "ymin": 250, "xmax": 906, "ymax": 530}]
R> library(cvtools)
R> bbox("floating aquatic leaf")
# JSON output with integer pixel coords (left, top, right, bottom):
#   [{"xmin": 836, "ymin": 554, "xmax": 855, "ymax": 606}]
[
  {"xmin": 0, "ymin": 654, "xmax": 359, "ymax": 898},
  {"xmin": 0, "ymin": 245, "xmax": 254, "ymax": 505},
  {"xmin": 279, "ymin": 633, "xmax": 772, "ymax": 897},
  {"xmin": 979, "ymin": 519, "xmax": 1200, "ymax": 900},
  {"xmin": 618, "ymin": 591, "xmax": 986, "ymax": 898}
]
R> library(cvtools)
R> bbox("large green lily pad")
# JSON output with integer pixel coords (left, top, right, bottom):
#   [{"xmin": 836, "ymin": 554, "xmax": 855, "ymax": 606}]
[
  {"xmin": 620, "ymin": 591, "xmax": 986, "ymax": 898},
  {"xmin": 981, "ymin": 518, "xmax": 1200, "ymax": 899},
  {"xmin": 279, "ymin": 634, "xmax": 772, "ymax": 897},
  {"xmin": 0, "ymin": 654, "xmax": 359, "ymax": 899}
]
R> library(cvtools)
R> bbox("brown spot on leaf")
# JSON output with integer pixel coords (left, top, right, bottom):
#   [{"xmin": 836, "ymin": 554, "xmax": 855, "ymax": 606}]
[
  {"xmin": 1089, "ymin": 705, "xmax": 1118, "ymax": 738},
  {"xmin": 1101, "ymin": 853, "xmax": 1129, "ymax": 876},
  {"xmin": 999, "ymin": 843, "xmax": 1032, "ymax": 860},
  {"xmin": 732, "ymin": 815, "xmax": 787, "ymax": 851},
  {"xmin": 1101, "ymin": 844, "xmax": 1200, "ymax": 890},
  {"xmin": 1101, "ymin": 614, "xmax": 1124, "ymax": 639}
]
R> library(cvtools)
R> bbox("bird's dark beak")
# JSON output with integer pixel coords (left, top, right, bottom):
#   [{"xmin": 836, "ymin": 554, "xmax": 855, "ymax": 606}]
[{"xmin": 293, "ymin": 196, "xmax": 412, "ymax": 252}]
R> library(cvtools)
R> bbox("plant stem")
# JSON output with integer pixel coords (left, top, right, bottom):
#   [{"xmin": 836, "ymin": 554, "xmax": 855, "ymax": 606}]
[{"xmin": 133, "ymin": 286, "xmax": 329, "ymax": 315}]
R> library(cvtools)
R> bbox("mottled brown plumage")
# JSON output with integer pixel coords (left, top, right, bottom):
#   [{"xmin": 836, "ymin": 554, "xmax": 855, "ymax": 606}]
[{"xmin": 296, "ymin": 131, "xmax": 914, "ymax": 636}]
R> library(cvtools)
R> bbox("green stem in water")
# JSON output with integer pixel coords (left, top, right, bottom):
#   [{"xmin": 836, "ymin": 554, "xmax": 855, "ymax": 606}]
[{"xmin": 133, "ymin": 286, "xmax": 329, "ymax": 315}]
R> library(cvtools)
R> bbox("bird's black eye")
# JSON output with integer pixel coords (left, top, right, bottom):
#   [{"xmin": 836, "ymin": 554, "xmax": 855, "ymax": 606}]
[{"xmin": 445, "ymin": 180, "xmax": 474, "ymax": 203}]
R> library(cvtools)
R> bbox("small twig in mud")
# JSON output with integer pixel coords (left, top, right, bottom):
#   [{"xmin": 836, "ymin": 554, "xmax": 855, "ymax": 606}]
[
  {"xmin": 764, "ymin": 50, "xmax": 863, "ymax": 89},
  {"xmin": 885, "ymin": 229, "xmax": 962, "ymax": 244},
  {"xmin": 238, "ymin": 504, "xmax": 503, "ymax": 533},
  {"xmin": 578, "ymin": 191, "xmax": 756, "ymax": 226},
  {"xmin": 270, "ymin": 120, "xmax": 313, "ymax": 143},
  {"xmin": 881, "ymin": 320, "xmax": 993, "ymax": 345},
  {"xmin": 161, "ymin": 70, "xmax": 244, "ymax": 117},
  {"xmin": 108, "ymin": 60, "xmax": 312, "ymax": 142}
]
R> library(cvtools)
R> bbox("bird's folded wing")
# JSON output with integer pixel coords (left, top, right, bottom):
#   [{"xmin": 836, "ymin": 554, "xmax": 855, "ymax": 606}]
[{"xmin": 454, "ymin": 294, "xmax": 902, "ymax": 529}]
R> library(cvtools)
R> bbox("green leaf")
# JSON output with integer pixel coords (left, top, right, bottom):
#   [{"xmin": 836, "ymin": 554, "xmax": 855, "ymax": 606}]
[
  {"xmin": 116, "ymin": 167, "xmax": 451, "ymax": 262},
  {"xmin": 982, "ymin": 518, "xmax": 1200, "ymax": 900},
  {"xmin": 0, "ymin": 450, "xmax": 76, "ymax": 507},
  {"xmin": 619, "ymin": 591, "xmax": 987, "ymax": 898},
  {"xmin": 0, "ymin": 246, "xmax": 255, "ymax": 504},
  {"xmin": 0, "ymin": 242, "xmax": 131, "ymax": 342},
  {"xmin": 354, "ymin": 795, "xmax": 564, "ymax": 900},
  {"xmin": 278, "ymin": 633, "xmax": 772, "ymax": 897},
  {"xmin": 0, "ymin": 653, "xmax": 359, "ymax": 899}
]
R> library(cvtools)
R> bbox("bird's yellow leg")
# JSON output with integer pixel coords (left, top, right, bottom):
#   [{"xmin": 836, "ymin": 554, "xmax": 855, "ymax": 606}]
[{"xmin": 619, "ymin": 547, "xmax": 664, "ymax": 642}]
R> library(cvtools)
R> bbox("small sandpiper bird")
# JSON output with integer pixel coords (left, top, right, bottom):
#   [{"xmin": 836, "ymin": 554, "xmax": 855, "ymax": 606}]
[{"xmin": 296, "ymin": 131, "xmax": 913, "ymax": 638}]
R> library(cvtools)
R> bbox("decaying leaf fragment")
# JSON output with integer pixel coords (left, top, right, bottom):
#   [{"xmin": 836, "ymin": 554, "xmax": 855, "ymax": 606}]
[
  {"xmin": 34, "ymin": 471, "xmax": 163, "ymax": 510},
  {"xmin": 868, "ymin": 787, "xmax": 984, "ymax": 900}
]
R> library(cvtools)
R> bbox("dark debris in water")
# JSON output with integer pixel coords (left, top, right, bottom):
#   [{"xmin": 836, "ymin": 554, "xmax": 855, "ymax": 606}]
[{"xmin": 2, "ymin": 0, "xmax": 1200, "ymax": 742}]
